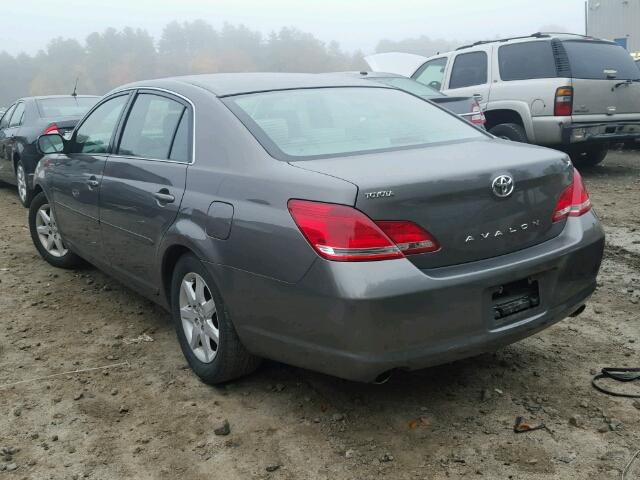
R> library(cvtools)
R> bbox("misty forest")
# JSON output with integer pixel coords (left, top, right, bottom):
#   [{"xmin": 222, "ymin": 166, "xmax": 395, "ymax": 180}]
[{"xmin": 0, "ymin": 19, "xmax": 459, "ymax": 106}]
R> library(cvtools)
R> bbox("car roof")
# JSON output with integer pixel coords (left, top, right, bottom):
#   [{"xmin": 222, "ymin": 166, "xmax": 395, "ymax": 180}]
[
  {"xmin": 116, "ymin": 73, "xmax": 393, "ymax": 97},
  {"xmin": 14, "ymin": 95, "xmax": 100, "ymax": 103},
  {"xmin": 456, "ymin": 32, "xmax": 616, "ymax": 51}
]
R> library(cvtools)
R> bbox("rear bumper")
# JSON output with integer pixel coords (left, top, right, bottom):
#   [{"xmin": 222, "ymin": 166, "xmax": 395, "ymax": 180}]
[
  {"xmin": 208, "ymin": 212, "xmax": 604, "ymax": 382},
  {"xmin": 562, "ymin": 121, "xmax": 640, "ymax": 145}
]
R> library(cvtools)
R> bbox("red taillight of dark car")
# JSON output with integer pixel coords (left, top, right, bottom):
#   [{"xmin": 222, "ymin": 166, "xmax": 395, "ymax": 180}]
[
  {"xmin": 43, "ymin": 123, "xmax": 60, "ymax": 135},
  {"xmin": 552, "ymin": 168, "xmax": 592, "ymax": 223},
  {"xmin": 288, "ymin": 199, "xmax": 439, "ymax": 262}
]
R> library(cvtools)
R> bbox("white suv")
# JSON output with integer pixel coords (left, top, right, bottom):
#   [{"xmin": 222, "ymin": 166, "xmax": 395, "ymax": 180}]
[{"xmin": 367, "ymin": 33, "xmax": 640, "ymax": 166}]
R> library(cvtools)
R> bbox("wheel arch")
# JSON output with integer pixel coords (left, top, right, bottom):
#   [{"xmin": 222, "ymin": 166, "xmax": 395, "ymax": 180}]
[{"xmin": 484, "ymin": 102, "xmax": 535, "ymax": 142}]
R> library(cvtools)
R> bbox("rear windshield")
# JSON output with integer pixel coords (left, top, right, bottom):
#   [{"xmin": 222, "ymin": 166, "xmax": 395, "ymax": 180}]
[
  {"xmin": 226, "ymin": 87, "xmax": 484, "ymax": 160},
  {"xmin": 36, "ymin": 97, "xmax": 99, "ymax": 118},
  {"xmin": 563, "ymin": 40, "xmax": 640, "ymax": 80},
  {"xmin": 368, "ymin": 77, "xmax": 444, "ymax": 99}
]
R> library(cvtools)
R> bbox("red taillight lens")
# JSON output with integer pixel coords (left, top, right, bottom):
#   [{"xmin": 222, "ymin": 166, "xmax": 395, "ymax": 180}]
[
  {"xmin": 375, "ymin": 221, "xmax": 440, "ymax": 255},
  {"xmin": 554, "ymin": 87, "xmax": 573, "ymax": 117},
  {"xmin": 43, "ymin": 123, "xmax": 60, "ymax": 135},
  {"xmin": 552, "ymin": 168, "xmax": 592, "ymax": 223},
  {"xmin": 288, "ymin": 200, "xmax": 439, "ymax": 262},
  {"xmin": 470, "ymin": 101, "xmax": 486, "ymax": 126}
]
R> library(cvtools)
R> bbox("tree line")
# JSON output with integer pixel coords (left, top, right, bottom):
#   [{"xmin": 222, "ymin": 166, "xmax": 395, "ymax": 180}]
[{"xmin": 0, "ymin": 21, "xmax": 369, "ymax": 106}]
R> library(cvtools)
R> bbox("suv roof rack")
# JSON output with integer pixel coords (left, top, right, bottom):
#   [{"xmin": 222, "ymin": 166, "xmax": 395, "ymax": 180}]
[{"xmin": 455, "ymin": 32, "xmax": 599, "ymax": 51}]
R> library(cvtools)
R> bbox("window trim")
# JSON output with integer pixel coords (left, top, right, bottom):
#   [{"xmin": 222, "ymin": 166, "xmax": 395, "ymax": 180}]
[
  {"xmin": 108, "ymin": 87, "xmax": 196, "ymax": 165},
  {"xmin": 448, "ymin": 51, "xmax": 489, "ymax": 89}
]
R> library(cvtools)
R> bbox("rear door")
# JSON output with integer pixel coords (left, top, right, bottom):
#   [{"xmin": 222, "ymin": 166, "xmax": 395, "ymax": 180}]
[
  {"xmin": 51, "ymin": 93, "xmax": 131, "ymax": 262},
  {"xmin": 0, "ymin": 103, "xmax": 16, "ymax": 183},
  {"xmin": 563, "ymin": 40, "xmax": 640, "ymax": 119},
  {"xmin": 442, "ymin": 47, "xmax": 493, "ymax": 111},
  {"xmin": 99, "ymin": 90, "xmax": 190, "ymax": 294}
]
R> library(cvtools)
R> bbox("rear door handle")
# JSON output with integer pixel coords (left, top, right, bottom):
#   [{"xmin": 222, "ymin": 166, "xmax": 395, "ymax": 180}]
[
  {"xmin": 87, "ymin": 176, "xmax": 100, "ymax": 188},
  {"xmin": 154, "ymin": 189, "xmax": 175, "ymax": 204}
]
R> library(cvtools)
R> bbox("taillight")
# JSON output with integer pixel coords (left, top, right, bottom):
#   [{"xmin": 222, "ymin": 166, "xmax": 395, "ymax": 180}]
[
  {"xmin": 288, "ymin": 199, "xmax": 439, "ymax": 262},
  {"xmin": 43, "ymin": 123, "xmax": 60, "ymax": 135},
  {"xmin": 470, "ymin": 101, "xmax": 486, "ymax": 126},
  {"xmin": 552, "ymin": 168, "xmax": 592, "ymax": 223},
  {"xmin": 554, "ymin": 87, "xmax": 573, "ymax": 117}
]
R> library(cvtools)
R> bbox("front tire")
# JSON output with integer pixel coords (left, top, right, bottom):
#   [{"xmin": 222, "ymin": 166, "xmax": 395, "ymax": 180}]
[
  {"xmin": 171, "ymin": 254, "xmax": 260, "ymax": 384},
  {"xmin": 489, "ymin": 123, "xmax": 529, "ymax": 143},
  {"xmin": 570, "ymin": 144, "xmax": 608, "ymax": 167},
  {"xmin": 29, "ymin": 192, "xmax": 81, "ymax": 269},
  {"xmin": 16, "ymin": 160, "xmax": 33, "ymax": 207}
]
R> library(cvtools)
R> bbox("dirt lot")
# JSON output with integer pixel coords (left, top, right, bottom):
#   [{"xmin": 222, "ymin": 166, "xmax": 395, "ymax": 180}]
[{"xmin": 0, "ymin": 151, "xmax": 639, "ymax": 480}]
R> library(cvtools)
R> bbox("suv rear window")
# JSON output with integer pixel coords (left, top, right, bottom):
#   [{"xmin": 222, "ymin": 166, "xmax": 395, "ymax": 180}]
[
  {"xmin": 226, "ymin": 87, "xmax": 484, "ymax": 160},
  {"xmin": 499, "ymin": 41, "xmax": 558, "ymax": 80},
  {"xmin": 563, "ymin": 40, "xmax": 640, "ymax": 80}
]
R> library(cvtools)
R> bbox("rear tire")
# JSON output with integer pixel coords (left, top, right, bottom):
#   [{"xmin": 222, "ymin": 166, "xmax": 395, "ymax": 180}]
[
  {"xmin": 489, "ymin": 123, "xmax": 528, "ymax": 143},
  {"xmin": 171, "ymin": 253, "xmax": 261, "ymax": 384},
  {"xmin": 16, "ymin": 160, "xmax": 33, "ymax": 208},
  {"xmin": 569, "ymin": 144, "xmax": 608, "ymax": 167},
  {"xmin": 29, "ymin": 192, "xmax": 82, "ymax": 269}
]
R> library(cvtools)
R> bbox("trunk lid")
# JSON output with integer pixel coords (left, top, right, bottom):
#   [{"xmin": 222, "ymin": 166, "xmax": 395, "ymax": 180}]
[
  {"xmin": 429, "ymin": 96, "xmax": 475, "ymax": 115},
  {"xmin": 563, "ymin": 39, "xmax": 640, "ymax": 118},
  {"xmin": 292, "ymin": 139, "xmax": 571, "ymax": 269}
]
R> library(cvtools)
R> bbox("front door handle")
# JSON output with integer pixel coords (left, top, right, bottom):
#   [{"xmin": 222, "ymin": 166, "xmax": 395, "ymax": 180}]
[
  {"xmin": 87, "ymin": 176, "xmax": 100, "ymax": 188},
  {"xmin": 473, "ymin": 93, "xmax": 483, "ymax": 102},
  {"xmin": 154, "ymin": 189, "xmax": 175, "ymax": 204}
]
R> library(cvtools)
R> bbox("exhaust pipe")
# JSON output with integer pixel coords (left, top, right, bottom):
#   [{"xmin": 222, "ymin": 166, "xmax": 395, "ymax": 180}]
[
  {"xmin": 569, "ymin": 304, "xmax": 586, "ymax": 317},
  {"xmin": 373, "ymin": 370, "xmax": 393, "ymax": 384}
]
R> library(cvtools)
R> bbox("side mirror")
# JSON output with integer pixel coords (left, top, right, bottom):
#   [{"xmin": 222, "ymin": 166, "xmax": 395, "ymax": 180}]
[{"xmin": 37, "ymin": 134, "xmax": 65, "ymax": 155}]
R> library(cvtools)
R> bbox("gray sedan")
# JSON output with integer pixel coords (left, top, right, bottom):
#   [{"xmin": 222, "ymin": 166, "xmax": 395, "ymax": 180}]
[{"xmin": 30, "ymin": 73, "xmax": 604, "ymax": 384}]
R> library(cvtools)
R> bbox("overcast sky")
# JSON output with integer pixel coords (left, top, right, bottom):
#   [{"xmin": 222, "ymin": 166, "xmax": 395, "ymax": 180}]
[{"xmin": 1, "ymin": 0, "xmax": 587, "ymax": 55}]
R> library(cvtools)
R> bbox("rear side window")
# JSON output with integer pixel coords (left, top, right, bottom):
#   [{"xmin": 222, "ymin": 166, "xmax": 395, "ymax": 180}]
[
  {"xmin": 118, "ymin": 93, "xmax": 186, "ymax": 160},
  {"xmin": 0, "ymin": 104, "xmax": 16, "ymax": 129},
  {"xmin": 413, "ymin": 57, "xmax": 448, "ymax": 90},
  {"xmin": 226, "ymin": 87, "xmax": 484, "ymax": 160},
  {"xmin": 449, "ymin": 52, "xmax": 488, "ymax": 89},
  {"xmin": 564, "ymin": 40, "xmax": 640, "ymax": 80},
  {"xmin": 73, "ymin": 95, "xmax": 129, "ymax": 154},
  {"xmin": 169, "ymin": 113, "xmax": 190, "ymax": 163},
  {"xmin": 9, "ymin": 103, "xmax": 25, "ymax": 127},
  {"xmin": 499, "ymin": 42, "xmax": 558, "ymax": 80}
]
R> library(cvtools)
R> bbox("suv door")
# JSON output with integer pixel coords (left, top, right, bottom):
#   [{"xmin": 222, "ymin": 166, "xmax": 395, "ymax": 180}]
[
  {"xmin": 0, "ymin": 103, "xmax": 17, "ymax": 183},
  {"xmin": 443, "ymin": 47, "xmax": 492, "ymax": 110},
  {"xmin": 51, "ymin": 93, "xmax": 130, "ymax": 262},
  {"xmin": 99, "ymin": 90, "xmax": 190, "ymax": 294}
]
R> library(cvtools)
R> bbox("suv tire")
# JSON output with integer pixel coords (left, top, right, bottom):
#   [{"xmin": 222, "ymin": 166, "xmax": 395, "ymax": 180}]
[
  {"xmin": 489, "ymin": 123, "xmax": 529, "ymax": 143},
  {"xmin": 29, "ymin": 192, "xmax": 82, "ymax": 269},
  {"xmin": 570, "ymin": 144, "xmax": 608, "ymax": 167},
  {"xmin": 171, "ymin": 253, "xmax": 261, "ymax": 384}
]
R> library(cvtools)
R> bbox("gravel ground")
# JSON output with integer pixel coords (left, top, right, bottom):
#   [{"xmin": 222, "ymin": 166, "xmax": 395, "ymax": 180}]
[{"xmin": 0, "ymin": 150, "xmax": 638, "ymax": 480}]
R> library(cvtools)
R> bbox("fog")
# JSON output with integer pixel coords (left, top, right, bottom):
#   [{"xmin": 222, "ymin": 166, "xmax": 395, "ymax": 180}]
[{"xmin": 0, "ymin": 0, "xmax": 586, "ymax": 105}]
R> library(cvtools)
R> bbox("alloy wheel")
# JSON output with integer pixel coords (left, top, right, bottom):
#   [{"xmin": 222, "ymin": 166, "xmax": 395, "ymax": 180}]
[
  {"xmin": 179, "ymin": 272, "xmax": 219, "ymax": 363},
  {"xmin": 35, "ymin": 203, "xmax": 68, "ymax": 257}
]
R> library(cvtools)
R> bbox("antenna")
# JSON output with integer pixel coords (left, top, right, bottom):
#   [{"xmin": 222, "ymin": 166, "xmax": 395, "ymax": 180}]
[{"xmin": 71, "ymin": 77, "xmax": 79, "ymax": 98}]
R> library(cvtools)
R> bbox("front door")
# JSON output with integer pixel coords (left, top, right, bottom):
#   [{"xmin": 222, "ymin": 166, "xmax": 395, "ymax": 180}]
[
  {"xmin": 99, "ymin": 91, "xmax": 191, "ymax": 293},
  {"xmin": 52, "ymin": 94, "xmax": 130, "ymax": 262},
  {"xmin": 442, "ymin": 47, "xmax": 493, "ymax": 111}
]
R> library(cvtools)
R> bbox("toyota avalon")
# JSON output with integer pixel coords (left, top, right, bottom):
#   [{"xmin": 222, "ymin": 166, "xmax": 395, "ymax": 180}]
[{"xmin": 30, "ymin": 73, "xmax": 604, "ymax": 384}]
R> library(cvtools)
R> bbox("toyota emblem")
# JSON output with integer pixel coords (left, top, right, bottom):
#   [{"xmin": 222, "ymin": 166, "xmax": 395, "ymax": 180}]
[{"xmin": 492, "ymin": 175, "xmax": 514, "ymax": 198}]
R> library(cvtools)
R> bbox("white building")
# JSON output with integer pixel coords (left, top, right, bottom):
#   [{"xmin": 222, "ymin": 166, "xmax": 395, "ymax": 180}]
[{"xmin": 588, "ymin": 0, "xmax": 640, "ymax": 56}]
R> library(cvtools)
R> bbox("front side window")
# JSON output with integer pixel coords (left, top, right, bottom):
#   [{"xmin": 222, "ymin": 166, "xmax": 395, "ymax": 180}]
[
  {"xmin": 9, "ymin": 103, "xmax": 25, "ymax": 128},
  {"xmin": 499, "ymin": 42, "xmax": 558, "ymax": 81},
  {"xmin": 449, "ymin": 52, "xmax": 488, "ymax": 89},
  {"xmin": 72, "ymin": 95, "xmax": 128, "ymax": 154},
  {"xmin": 0, "ymin": 104, "xmax": 16, "ymax": 129},
  {"xmin": 226, "ymin": 87, "xmax": 484, "ymax": 160},
  {"xmin": 118, "ymin": 93, "xmax": 186, "ymax": 160},
  {"xmin": 413, "ymin": 58, "xmax": 448, "ymax": 90}
]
